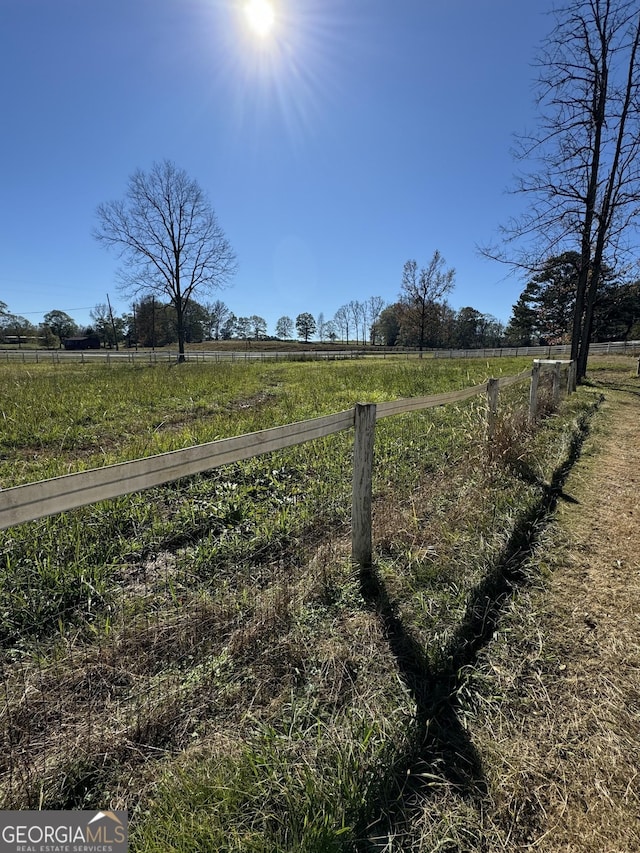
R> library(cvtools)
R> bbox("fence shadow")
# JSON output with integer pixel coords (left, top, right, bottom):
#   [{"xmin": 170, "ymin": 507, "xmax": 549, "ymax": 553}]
[{"xmin": 353, "ymin": 396, "xmax": 599, "ymax": 849}]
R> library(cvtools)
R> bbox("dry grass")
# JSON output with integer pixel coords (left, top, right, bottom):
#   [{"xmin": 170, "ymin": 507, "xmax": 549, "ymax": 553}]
[{"xmin": 468, "ymin": 366, "xmax": 640, "ymax": 851}]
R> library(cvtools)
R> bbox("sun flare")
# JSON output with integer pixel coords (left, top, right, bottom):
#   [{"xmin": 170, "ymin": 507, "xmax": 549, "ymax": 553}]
[{"xmin": 244, "ymin": 0, "xmax": 275, "ymax": 37}]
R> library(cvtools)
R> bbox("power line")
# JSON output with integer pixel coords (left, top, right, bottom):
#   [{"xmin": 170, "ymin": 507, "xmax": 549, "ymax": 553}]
[{"xmin": 4, "ymin": 307, "xmax": 95, "ymax": 316}]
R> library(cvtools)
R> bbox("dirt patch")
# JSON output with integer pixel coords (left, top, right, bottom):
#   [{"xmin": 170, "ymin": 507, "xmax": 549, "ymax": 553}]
[{"xmin": 475, "ymin": 369, "xmax": 640, "ymax": 851}]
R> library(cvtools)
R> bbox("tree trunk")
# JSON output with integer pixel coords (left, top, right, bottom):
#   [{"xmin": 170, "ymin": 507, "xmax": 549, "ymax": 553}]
[
  {"xmin": 175, "ymin": 296, "xmax": 186, "ymax": 363},
  {"xmin": 578, "ymin": 13, "xmax": 640, "ymax": 380}
]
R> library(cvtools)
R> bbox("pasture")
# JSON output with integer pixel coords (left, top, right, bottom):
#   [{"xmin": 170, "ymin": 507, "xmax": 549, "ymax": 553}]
[{"xmin": 0, "ymin": 357, "xmax": 603, "ymax": 850}]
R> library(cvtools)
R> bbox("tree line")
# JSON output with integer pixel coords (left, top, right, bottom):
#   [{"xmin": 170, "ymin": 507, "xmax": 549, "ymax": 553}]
[
  {"xmin": 3, "ymin": 246, "xmax": 638, "ymax": 352},
  {"xmin": 504, "ymin": 252, "xmax": 640, "ymax": 346},
  {"xmin": 0, "ymin": 287, "xmax": 502, "ymax": 351}
]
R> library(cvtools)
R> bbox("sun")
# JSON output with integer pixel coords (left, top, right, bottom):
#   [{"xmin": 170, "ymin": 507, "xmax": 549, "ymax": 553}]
[{"xmin": 244, "ymin": 0, "xmax": 275, "ymax": 37}]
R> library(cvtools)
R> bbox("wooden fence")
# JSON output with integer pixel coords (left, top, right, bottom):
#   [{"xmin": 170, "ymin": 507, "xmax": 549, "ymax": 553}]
[
  {"xmin": 0, "ymin": 361, "xmax": 575, "ymax": 564},
  {"xmin": 0, "ymin": 341, "xmax": 637, "ymax": 365}
]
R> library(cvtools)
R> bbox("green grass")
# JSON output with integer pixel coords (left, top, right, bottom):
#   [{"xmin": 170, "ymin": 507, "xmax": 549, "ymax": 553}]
[
  {"xmin": 0, "ymin": 355, "xmax": 615, "ymax": 850},
  {"xmin": 0, "ymin": 358, "xmax": 528, "ymax": 484}
]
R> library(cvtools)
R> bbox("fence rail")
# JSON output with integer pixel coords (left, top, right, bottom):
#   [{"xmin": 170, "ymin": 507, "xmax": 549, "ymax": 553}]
[
  {"xmin": 0, "ymin": 361, "xmax": 574, "ymax": 542},
  {"xmin": 0, "ymin": 340, "xmax": 638, "ymax": 364},
  {"xmin": 0, "ymin": 410, "xmax": 354, "ymax": 530}
]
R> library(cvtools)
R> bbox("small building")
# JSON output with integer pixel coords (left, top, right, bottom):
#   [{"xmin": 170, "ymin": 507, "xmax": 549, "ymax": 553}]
[{"xmin": 64, "ymin": 335, "xmax": 101, "ymax": 350}]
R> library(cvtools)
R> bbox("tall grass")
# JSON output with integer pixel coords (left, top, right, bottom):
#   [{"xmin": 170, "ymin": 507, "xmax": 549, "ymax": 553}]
[
  {"xmin": 0, "ymin": 356, "xmax": 601, "ymax": 850},
  {"xmin": 0, "ymin": 358, "xmax": 528, "ymax": 484}
]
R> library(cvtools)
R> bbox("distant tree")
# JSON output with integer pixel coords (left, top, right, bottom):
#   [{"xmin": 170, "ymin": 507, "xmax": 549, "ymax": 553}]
[
  {"xmin": 347, "ymin": 300, "xmax": 364, "ymax": 345},
  {"xmin": 480, "ymin": 315, "xmax": 505, "ymax": 347},
  {"xmin": 90, "ymin": 303, "xmax": 110, "ymax": 347},
  {"xmin": 399, "ymin": 252, "xmax": 455, "ymax": 354},
  {"xmin": 42, "ymin": 326, "xmax": 60, "ymax": 349},
  {"xmin": 505, "ymin": 253, "xmax": 580, "ymax": 345},
  {"xmin": 205, "ymin": 299, "xmax": 231, "ymax": 341},
  {"xmin": 454, "ymin": 307, "xmax": 486, "ymax": 349},
  {"xmin": 90, "ymin": 302, "xmax": 126, "ymax": 349},
  {"xmin": 0, "ymin": 303, "xmax": 9, "ymax": 343},
  {"xmin": 317, "ymin": 312, "xmax": 326, "ymax": 342},
  {"xmin": 43, "ymin": 310, "xmax": 78, "ymax": 347},
  {"xmin": 131, "ymin": 297, "xmax": 170, "ymax": 347},
  {"xmin": 296, "ymin": 312, "xmax": 316, "ymax": 342},
  {"xmin": 175, "ymin": 300, "xmax": 208, "ymax": 343},
  {"xmin": 359, "ymin": 301, "xmax": 370, "ymax": 345},
  {"xmin": 220, "ymin": 312, "xmax": 237, "ymax": 340},
  {"xmin": 95, "ymin": 159, "xmax": 237, "ymax": 362},
  {"xmin": 375, "ymin": 304, "xmax": 402, "ymax": 346},
  {"xmin": 504, "ymin": 252, "xmax": 638, "ymax": 345},
  {"xmin": 275, "ymin": 315, "xmax": 293, "ymax": 339},
  {"xmin": 439, "ymin": 303, "xmax": 457, "ymax": 347},
  {"xmin": 366, "ymin": 296, "xmax": 385, "ymax": 343},
  {"xmin": 593, "ymin": 279, "xmax": 640, "ymax": 340},
  {"xmin": 235, "ymin": 316, "xmax": 252, "ymax": 341},
  {"xmin": 1, "ymin": 314, "xmax": 35, "ymax": 347},
  {"xmin": 324, "ymin": 320, "xmax": 337, "ymax": 342},
  {"xmin": 249, "ymin": 315, "xmax": 267, "ymax": 340},
  {"xmin": 404, "ymin": 299, "xmax": 454, "ymax": 349},
  {"xmin": 333, "ymin": 305, "xmax": 350, "ymax": 344}
]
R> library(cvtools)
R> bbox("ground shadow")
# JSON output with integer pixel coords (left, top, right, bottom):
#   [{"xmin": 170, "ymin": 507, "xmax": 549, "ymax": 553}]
[{"xmin": 352, "ymin": 398, "xmax": 599, "ymax": 850}]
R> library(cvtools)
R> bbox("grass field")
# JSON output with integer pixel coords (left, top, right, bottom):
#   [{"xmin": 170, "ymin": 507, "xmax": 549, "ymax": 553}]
[{"xmin": 0, "ymin": 356, "xmax": 607, "ymax": 850}]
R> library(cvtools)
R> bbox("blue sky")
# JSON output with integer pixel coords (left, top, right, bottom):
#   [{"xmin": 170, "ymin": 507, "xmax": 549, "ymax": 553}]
[{"xmin": 1, "ymin": 0, "xmax": 556, "ymax": 335}]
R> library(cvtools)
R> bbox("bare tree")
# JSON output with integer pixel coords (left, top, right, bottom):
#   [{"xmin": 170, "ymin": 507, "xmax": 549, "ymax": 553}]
[
  {"xmin": 94, "ymin": 160, "xmax": 237, "ymax": 362},
  {"xmin": 366, "ymin": 296, "xmax": 386, "ymax": 344},
  {"xmin": 275, "ymin": 315, "xmax": 293, "ymax": 339},
  {"xmin": 333, "ymin": 305, "xmax": 350, "ymax": 344},
  {"xmin": 489, "ymin": 0, "xmax": 640, "ymax": 380},
  {"xmin": 347, "ymin": 300, "xmax": 363, "ymax": 345},
  {"xmin": 400, "ymin": 253, "xmax": 455, "ymax": 355},
  {"xmin": 249, "ymin": 315, "xmax": 267, "ymax": 340},
  {"xmin": 90, "ymin": 302, "xmax": 122, "ymax": 349},
  {"xmin": 359, "ymin": 300, "xmax": 369, "ymax": 346},
  {"xmin": 205, "ymin": 299, "xmax": 231, "ymax": 341}
]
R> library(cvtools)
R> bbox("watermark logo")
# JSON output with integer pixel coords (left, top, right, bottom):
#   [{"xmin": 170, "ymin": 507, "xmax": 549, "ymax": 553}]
[{"xmin": 0, "ymin": 810, "xmax": 127, "ymax": 853}]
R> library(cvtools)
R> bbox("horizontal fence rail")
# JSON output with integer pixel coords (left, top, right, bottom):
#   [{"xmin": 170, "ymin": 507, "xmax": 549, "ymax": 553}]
[
  {"xmin": 0, "ymin": 349, "xmax": 363, "ymax": 364},
  {"xmin": 375, "ymin": 382, "xmax": 489, "ymax": 418},
  {"xmin": 0, "ymin": 361, "xmax": 575, "ymax": 534},
  {"xmin": 431, "ymin": 340, "xmax": 640, "ymax": 359},
  {"xmin": 0, "ymin": 341, "xmax": 638, "ymax": 364},
  {"xmin": 0, "ymin": 410, "xmax": 354, "ymax": 530}
]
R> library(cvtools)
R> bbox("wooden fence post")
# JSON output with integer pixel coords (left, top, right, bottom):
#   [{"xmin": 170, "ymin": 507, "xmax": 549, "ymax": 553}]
[
  {"xmin": 352, "ymin": 403, "xmax": 377, "ymax": 569},
  {"xmin": 552, "ymin": 361, "xmax": 561, "ymax": 405},
  {"xmin": 567, "ymin": 359, "xmax": 577, "ymax": 394},
  {"xmin": 529, "ymin": 361, "xmax": 541, "ymax": 424},
  {"xmin": 486, "ymin": 378, "xmax": 499, "ymax": 443}
]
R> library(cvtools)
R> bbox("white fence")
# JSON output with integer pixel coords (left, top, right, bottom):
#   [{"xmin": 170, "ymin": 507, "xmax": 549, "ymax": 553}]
[
  {"xmin": 432, "ymin": 340, "xmax": 640, "ymax": 359},
  {"xmin": 0, "ymin": 341, "xmax": 638, "ymax": 364},
  {"xmin": 0, "ymin": 361, "xmax": 575, "ymax": 566},
  {"xmin": 0, "ymin": 349, "xmax": 362, "ymax": 364}
]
